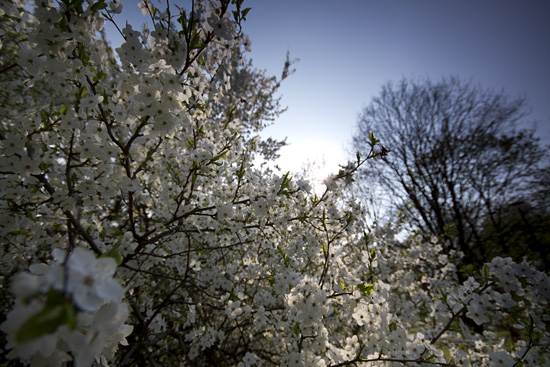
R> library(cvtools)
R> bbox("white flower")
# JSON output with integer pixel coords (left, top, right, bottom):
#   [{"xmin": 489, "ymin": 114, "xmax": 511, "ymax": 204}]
[
  {"xmin": 217, "ymin": 203, "xmax": 234, "ymax": 222},
  {"xmin": 284, "ymin": 351, "xmax": 305, "ymax": 367},
  {"xmin": 323, "ymin": 174, "xmax": 338, "ymax": 191},
  {"xmin": 151, "ymin": 108, "xmax": 177, "ymax": 136},
  {"xmin": 119, "ymin": 176, "xmax": 141, "ymax": 193},
  {"xmin": 67, "ymin": 302, "xmax": 132, "ymax": 367},
  {"xmin": 466, "ymin": 293, "xmax": 490, "ymax": 325},
  {"xmin": 225, "ymin": 300, "xmax": 243, "ymax": 319},
  {"xmin": 109, "ymin": 0, "xmax": 122, "ymax": 14},
  {"xmin": 251, "ymin": 197, "xmax": 270, "ymax": 218},
  {"xmin": 66, "ymin": 248, "xmax": 125, "ymax": 312},
  {"xmin": 137, "ymin": 0, "xmax": 152, "ymax": 16},
  {"xmin": 17, "ymin": 44, "xmax": 45, "ymax": 76},
  {"xmin": 79, "ymin": 94, "xmax": 104, "ymax": 110},
  {"xmin": 241, "ymin": 352, "xmax": 259, "ymax": 367},
  {"xmin": 10, "ymin": 272, "xmax": 41, "ymax": 300},
  {"xmin": 488, "ymin": 350, "xmax": 515, "ymax": 367},
  {"xmin": 352, "ymin": 302, "xmax": 369, "ymax": 326},
  {"xmin": 492, "ymin": 292, "xmax": 517, "ymax": 308},
  {"xmin": 406, "ymin": 333, "xmax": 425, "ymax": 359},
  {"xmin": 0, "ymin": 298, "xmax": 60, "ymax": 363},
  {"xmin": 135, "ymin": 81, "xmax": 160, "ymax": 103},
  {"xmin": 204, "ymin": 8, "xmax": 235, "ymax": 41},
  {"xmin": 296, "ymin": 179, "xmax": 312, "ymax": 194},
  {"xmin": 2, "ymin": 247, "xmax": 130, "ymax": 367},
  {"xmin": 29, "ymin": 260, "xmax": 64, "ymax": 292},
  {"xmin": 455, "ymin": 349, "xmax": 470, "ymax": 367},
  {"xmin": 242, "ymin": 34, "xmax": 252, "ymax": 52},
  {"xmin": 146, "ymin": 308, "xmax": 167, "ymax": 333}
]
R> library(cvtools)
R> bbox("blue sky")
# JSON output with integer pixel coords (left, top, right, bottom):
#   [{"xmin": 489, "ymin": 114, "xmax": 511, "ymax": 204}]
[
  {"xmin": 106, "ymin": 1, "xmax": 550, "ymax": 177},
  {"xmin": 239, "ymin": 0, "xmax": 550, "ymax": 176}
]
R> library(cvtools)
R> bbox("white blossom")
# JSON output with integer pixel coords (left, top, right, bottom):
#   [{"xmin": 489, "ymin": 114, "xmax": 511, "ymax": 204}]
[{"xmin": 1, "ymin": 1, "xmax": 549, "ymax": 366}]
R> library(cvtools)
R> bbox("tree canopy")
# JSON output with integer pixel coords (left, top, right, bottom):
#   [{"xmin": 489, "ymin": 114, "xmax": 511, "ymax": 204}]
[
  {"xmin": 0, "ymin": 2, "xmax": 549, "ymax": 367},
  {"xmin": 352, "ymin": 77, "xmax": 550, "ymax": 272}
]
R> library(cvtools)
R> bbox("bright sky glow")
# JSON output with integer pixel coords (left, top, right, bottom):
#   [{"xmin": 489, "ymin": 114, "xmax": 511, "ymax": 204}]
[
  {"xmin": 240, "ymin": 0, "xmax": 550, "ymax": 177},
  {"xmin": 106, "ymin": 1, "xmax": 550, "ymax": 178}
]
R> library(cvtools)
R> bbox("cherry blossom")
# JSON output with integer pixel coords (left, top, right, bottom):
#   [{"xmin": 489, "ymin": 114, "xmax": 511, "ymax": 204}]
[
  {"xmin": 65, "ymin": 248, "xmax": 125, "ymax": 312},
  {"xmin": 1, "ymin": 0, "xmax": 549, "ymax": 366}
]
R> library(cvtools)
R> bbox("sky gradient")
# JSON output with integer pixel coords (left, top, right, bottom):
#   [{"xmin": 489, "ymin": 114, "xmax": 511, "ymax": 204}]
[
  {"xmin": 240, "ymin": 1, "xmax": 550, "ymax": 177},
  {"xmin": 104, "ymin": 1, "xmax": 550, "ymax": 178}
]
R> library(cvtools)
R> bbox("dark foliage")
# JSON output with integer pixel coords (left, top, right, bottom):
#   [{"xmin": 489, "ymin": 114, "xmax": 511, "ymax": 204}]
[{"xmin": 353, "ymin": 76, "xmax": 550, "ymax": 274}]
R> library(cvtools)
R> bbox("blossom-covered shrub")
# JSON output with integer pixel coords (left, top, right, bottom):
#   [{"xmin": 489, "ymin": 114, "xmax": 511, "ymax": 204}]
[
  {"xmin": 0, "ymin": 1, "xmax": 549, "ymax": 366},
  {"xmin": 1, "ymin": 248, "xmax": 131, "ymax": 366}
]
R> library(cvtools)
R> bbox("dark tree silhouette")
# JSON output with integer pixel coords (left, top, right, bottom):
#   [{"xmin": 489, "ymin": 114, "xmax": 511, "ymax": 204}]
[{"xmin": 352, "ymin": 77, "xmax": 549, "ymax": 273}]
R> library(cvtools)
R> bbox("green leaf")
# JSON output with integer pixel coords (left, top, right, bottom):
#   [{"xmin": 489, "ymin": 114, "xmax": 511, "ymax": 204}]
[
  {"xmin": 369, "ymin": 131, "xmax": 379, "ymax": 146},
  {"xmin": 370, "ymin": 249, "xmax": 376, "ymax": 259},
  {"xmin": 178, "ymin": 10, "xmax": 188, "ymax": 33},
  {"xmin": 236, "ymin": 159, "xmax": 246, "ymax": 180},
  {"xmin": 40, "ymin": 110, "xmax": 49, "ymax": 121},
  {"xmin": 90, "ymin": 0, "xmax": 107, "ymax": 14},
  {"xmin": 283, "ymin": 253, "xmax": 290, "ymax": 266},
  {"xmin": 241, "ymin": 7, "xmax": 251, "ymax": 19},
  {"xmin": 76, "ymin": 42, "xmax": 89, "ymax": 64},
  {"xmin": 100, "ymin": 247, "xmax": 123, "ymax": 266},
  {"xmin": 59, "ymin": 105, "xmax": 69, "ymax": 115},
  {"xmin": 279, "ymin": 172, "xmax": 291, "ymax": 193},
  {"xmin": 190, "ymin": 32, "xmax": 202, "ymax": 50},
  {"xmin": 25, "ymin": 209, "xmax": 36, "ymax": 222},
  {"xmin": 293, "ymin": 323, "xmax": 300, "ymax": 336},
  {"xmin": 16, "ymin": 290, "xmax": 75, "ymax": 342},
  {"xmin": 93, "ymin": 70, "xmax": 107, "ymax": 82},
  {"xmin": 482, "ymin": 264, "xmax": 490, "ymax": 279},
  {"xmin": 211, "ymin": 151, "xmax": 227, "ymax": 163},
  {"xmin": 73, "ymin": 0, "xmax": 85, "ymax": 15},
  {"xmin": 357, "ymin": 283, "xmax": 374, "ymax": 295},
  {"xmin": 459, "ymin": 264, "xmax": 474, "ymax": 277},
  {"xmin": 7, "ymin": 230, "xmax": 28, "ymax": 237},
  {"xmin": 77, "ymin": 86, "xmax": 87, "ymax": 99},
  {"xmin": 90, "ymin": 1, "xmax": 108, "ymax": 14}
]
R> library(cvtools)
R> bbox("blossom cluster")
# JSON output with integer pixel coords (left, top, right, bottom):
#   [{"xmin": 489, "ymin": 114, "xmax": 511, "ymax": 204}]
[
  {"xmin": 363, "ymin": 232, "xmax": 550, "ymax": 366},
  {"xmin": 0, "ymin": 0, "xmax": 549, "ymax": 366},
  {"xmin": 1, "ymin": 248, "xmax": 131, "ymax": 366}
]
